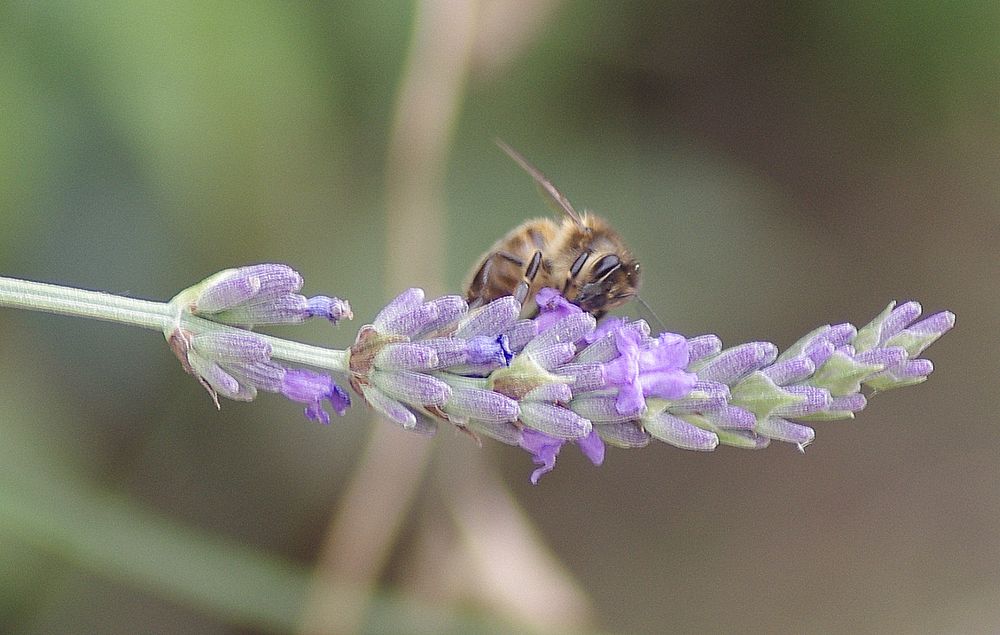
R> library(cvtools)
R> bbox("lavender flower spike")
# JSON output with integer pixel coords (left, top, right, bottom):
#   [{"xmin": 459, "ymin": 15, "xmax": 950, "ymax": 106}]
[{"xmin": 168, "ymin": 266, "xmax": 954, "ymax": 485}]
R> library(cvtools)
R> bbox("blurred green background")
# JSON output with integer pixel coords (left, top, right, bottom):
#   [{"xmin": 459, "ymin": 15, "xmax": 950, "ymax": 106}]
[{"xmin": 1, "ymin": 2, "xmax": 996, "ymax": 633}]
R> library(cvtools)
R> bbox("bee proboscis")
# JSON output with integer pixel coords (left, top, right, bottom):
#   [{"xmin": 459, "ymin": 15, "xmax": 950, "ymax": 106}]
[{"xmin": 465, "ymin": 141, "xmax": 641, "ymax": 319}]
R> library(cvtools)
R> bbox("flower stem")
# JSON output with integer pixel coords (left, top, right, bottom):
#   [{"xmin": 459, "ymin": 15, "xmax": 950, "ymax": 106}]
[{"xmin": 0, "ymin": 276, "xmax": 350, "ymax": 374}]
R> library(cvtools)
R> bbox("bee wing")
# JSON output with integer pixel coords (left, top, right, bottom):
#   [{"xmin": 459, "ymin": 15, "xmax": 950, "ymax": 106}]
[{"xmin": 496, "ymin": 139, "xmax": 585, "ymax": 227}]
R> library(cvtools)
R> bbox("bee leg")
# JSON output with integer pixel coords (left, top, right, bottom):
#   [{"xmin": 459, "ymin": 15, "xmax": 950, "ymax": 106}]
[
  {"xmin": 514, "ymin": 250, "xmax": 543, "ymax": 304},
  {"xmin": 468, "ymin": 251, "xmax": 524, "ymax": 308}
]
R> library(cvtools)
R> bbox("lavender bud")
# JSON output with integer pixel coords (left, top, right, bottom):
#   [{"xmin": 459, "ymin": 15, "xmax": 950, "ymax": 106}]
[
  {"xmin": 761, "ymin": 357, "xmax": 816, "ymax": 385},
  {"xmin": 503, "ymin": 319, "xmax": 538, "ymax": 352},
  {"xmin": 702, "ymin": 405, "xmax": 756, "ymax": 430},
  {"xmin": 373, "ymin": 288, "xmax": 424, "ymax": 331},
  {"xmin": 465, "ymin": 419, "xmax": 523, "ymax": 446},
  {"xmin": 594, "ymin": 421, "xmax": 651, "ymax": 449},
  {"xmin": 571, "ymin": 395, "xmax": 637, "ymax": 424},
  {"xmin": 519, "ymin": 402, "xmax": 592, "ymax": 439},
  {"xmin": 361, "ymin": 384, "xmax": 417, "ymax": 429},
  {"xmin": 643, "ymin": 412, "xmax": 719, "ymax": 451},
  {"xmin": 799, "ymin": 393, "xmax": 867, "ymax": 421},
  {"xmin": 523, "ymin": 382, "xmax": 573, "ymax": 404},
  {"xmin": 694, "ymin": 342, "xmax": 778, "ymax": 384},
  {"xmin": 187, "ymin": 353, "xmax": 251, "ymax": 401},
  {"xmin": 455, "ymin": 296, "xmax": 520, "ymax": 338},
  {"xmin": 686, "ymin": 334, "xmax": 723, "ymax": 363},
  {"xmin": 190, "ymin": 332, "xmax": 272, "ymax": 363},
  {"xmin": 553, "ymin": 362, "xmax": 606, "ymax": 393},
  {"xmin": 370, "ymin": 369, "xmax": 451, "ymax": 407},
  {"xmin": 755, "ymin": 416, "xmax": 815, "ymax": 449},
  {"xmin": 715, "ymin": 430, "xmax": 771, "ymax": 449},
  {"xmin": 444, "ymin": 388, "xmax": 520, "ymax": 424},
  {"xmin": 414, "ymin": 295, "xmax": 468, "ymax": 336},
  {"xmin": 374, "ymin": 343, "xmax": 439, "ymax": 371},
  {"xmin": 522, "ymin": 312, "xmax": 596, "ymax": 353},
  {"xmin": 771, "ymin": 385, "xmax": 832, "ymax": 418},
  {"xmin": 526, "ymin": 342, "xmax": 577, "ymax": 370}
]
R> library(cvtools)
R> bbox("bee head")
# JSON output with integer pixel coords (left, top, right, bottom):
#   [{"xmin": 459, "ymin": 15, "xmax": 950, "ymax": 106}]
[{"xmin": 574, "ymin": 254, "xmax": 641, "ymax": 315}]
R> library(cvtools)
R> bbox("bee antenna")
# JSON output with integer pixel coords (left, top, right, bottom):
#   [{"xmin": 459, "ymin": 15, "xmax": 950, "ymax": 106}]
[{"xmin": 634, "ymin": 294, "xmax": 667, "ymax": 333}]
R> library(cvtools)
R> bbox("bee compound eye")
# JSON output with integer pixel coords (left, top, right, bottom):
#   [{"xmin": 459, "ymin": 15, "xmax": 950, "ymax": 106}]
[{"xmin": 591, "ymin": 254, "xmax": 621, "ymax": 280}]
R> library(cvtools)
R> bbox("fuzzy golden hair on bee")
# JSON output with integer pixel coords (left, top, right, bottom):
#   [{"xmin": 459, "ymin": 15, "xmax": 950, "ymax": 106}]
[{"xmin": 464, "ymin": 142, "xmax": 641, "ymax": 319}]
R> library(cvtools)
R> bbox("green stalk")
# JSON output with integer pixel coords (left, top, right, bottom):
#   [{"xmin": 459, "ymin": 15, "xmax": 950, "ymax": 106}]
[{"xmin": 0, "ymin": 276, "xmax": 350, "ymax": 374}]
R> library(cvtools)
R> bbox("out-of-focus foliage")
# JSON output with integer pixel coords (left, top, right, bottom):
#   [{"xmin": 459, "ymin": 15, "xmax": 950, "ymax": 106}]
[{"xmin": 0, "ymin": 2, "xmax": 996, "ymax": 633}]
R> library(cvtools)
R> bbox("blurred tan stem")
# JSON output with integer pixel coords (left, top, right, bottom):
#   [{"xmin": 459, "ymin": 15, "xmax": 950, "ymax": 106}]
[{"xmin": 298, "ymin": 1, "xmax": 479, "ymax": 632}]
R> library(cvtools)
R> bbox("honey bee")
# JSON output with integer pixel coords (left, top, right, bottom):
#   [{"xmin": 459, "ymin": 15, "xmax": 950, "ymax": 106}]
[{"xmin": 465, "ymin": 141, "xmax": 641, "ymax": 319}]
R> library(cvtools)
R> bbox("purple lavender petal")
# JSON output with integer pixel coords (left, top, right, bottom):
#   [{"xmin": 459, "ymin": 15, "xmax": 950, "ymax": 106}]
[
  {"xmin": 305, "ymin": 296, "xmax": 353, "ymax": 324},
  {"xmin": 604, "ymin": 329, "xmax": 640, "ymax": 387},
  {"xmin": 519, "ymin": 402, "xmax": 592, "ymax": 439},
  {"xmin": 281, "ymin": 368, "xmax": 351, "ymax": 422},
  {"xmin": 639, "ymin": 369, "xmax": 698, "ymax": 401},
  {"xmin": 577, "ymin": 429, "xmax": 605, "ymax": 466},
  {"xmin": 519, "ymin": 428, "xmax": 565, "ymax": 484},
  {"xmin": 761, "ymin": 357, "xmax": 816, "ymax": 386},
  {"xmin": 455, "ymin": 296, "xmax": 520, "ymax": 338},
  {"xmin": 880, "ymin": 301, "xmax": 922, "ymax": 343},
  {"xmin": 370, "ymin": 370, "xmax": 451, "ymax": 407},
  {"xmin": 575, "ymin": 320, "xmax": 648, "ymax": 364},
  {"xmin": 641, "ymin": 332, "xmax": 690, "ymax": 371},
  {"xmin": 583, "ymin": 316, "xmax": 626, "ymax": 344},
  {"xmin": 534, "ymin": 287, "xmax": 583, "ymax": 333},
  {"xmin": 615, "ymin": 383, "xmax": 646, "ymax": 418},
  {"xmin": 696, "ymin": 342, "xmax": 777, "ymax": 384},
  {"xmin": 686, "ymin": 334, "xmax": 723, "ymax": 363}
]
